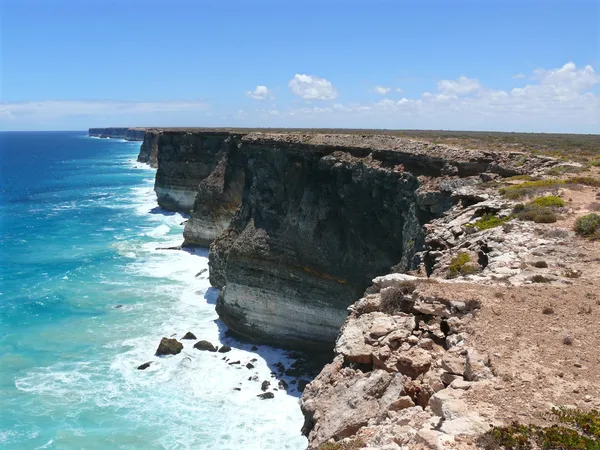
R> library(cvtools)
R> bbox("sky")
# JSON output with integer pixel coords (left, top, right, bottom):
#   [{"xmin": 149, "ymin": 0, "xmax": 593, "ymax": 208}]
[{"xmin": 0, "ymin": 0, "xmax": 599, "ymax": 133}]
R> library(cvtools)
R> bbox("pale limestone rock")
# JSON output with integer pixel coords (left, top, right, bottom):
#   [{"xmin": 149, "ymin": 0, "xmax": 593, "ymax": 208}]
[
  {"xmin": 441, "ymin": 354, "xmax": 465, "ymax": 375},
  {"xmin": 464, "ymin": 349, "xmax": 494, "ymax": 381},
  {"xmin": 414, "ymin": 428, "xmax": 455, "ymax": 449},
  {"xmin": 396, "ymin": 347, "xmax": 432, "ymax": 378},
  {"xmin": 372, "ymin": 273, "xmax": 419, "ymax": 289},
  {"xmin": 429, "ymin": 389, "xmax": 467, "ymax": 420}
]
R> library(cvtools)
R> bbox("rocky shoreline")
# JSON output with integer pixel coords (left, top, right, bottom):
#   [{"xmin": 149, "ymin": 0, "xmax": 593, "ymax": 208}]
[{"xmin": 89, "ymin": 128, "xmax": 600, "ymax": 449}]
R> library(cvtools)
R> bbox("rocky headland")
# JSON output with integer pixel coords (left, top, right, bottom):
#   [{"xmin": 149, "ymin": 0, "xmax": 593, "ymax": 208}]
[
  {"xmin": 96, "ymin": 128, "xmax": 600, "ymax": 449},
  {"xmin": 89, "ymin": 127, "xmax": 146, "ymax": 141}
]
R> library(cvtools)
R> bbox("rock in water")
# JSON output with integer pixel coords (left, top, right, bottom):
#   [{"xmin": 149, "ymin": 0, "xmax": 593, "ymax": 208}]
[
  {"xmin": 181, "ymin": 332, "xmax": 197, "ymax": 340},
  {"xmin": 218, "ymin": 344, "xmax": 232, "ymax": 353},
  {"xmin": 155, "ymin": 337, "xmax": 183, "ymax": 356},
  {"xmin": 193, "ymin": 340, "xmax": 217, "ymax": 352},
  {"xmin": 261, "ymin": 380, "xmax": 270, "ymax": 391},
  {"xmin": 137, "ymin": 361, "xmax": 153, "ymax": 370},
  {"xmin": 257, "ymin": 392, "xmax": 274, "ymax": 400}
]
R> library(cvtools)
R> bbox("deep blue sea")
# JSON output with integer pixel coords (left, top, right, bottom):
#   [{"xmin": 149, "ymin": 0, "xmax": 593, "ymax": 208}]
[{"xmin": 0, "ymin": 132, "xmax": 306, "ymax": 449}]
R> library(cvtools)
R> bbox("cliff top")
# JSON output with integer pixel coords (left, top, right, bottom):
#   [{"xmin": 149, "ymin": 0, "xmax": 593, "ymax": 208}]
[{"xmin": 143, "ymin": 127, "xmax": 600, "ymax": 163}]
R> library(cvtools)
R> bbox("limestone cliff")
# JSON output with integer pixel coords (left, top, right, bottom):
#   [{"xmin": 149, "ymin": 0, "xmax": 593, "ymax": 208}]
[
  {"xmin": 153, "ymin": 131, "xmax": 238, "ymax": 213},
  {"xmin": 146, "ymin": 130, "xmax": 555, "ymax": 349},
  {"xmin": 88, "ymin": 127, "xmax": 145, "ymax": 141},
  {"xmin": 137, "ymin": 129, "xmax": 160, "ymax": 168}
]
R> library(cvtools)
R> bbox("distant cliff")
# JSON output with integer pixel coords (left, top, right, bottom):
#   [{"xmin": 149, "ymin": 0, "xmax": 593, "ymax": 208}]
[
  {"xmin": 88, "ymin": 127, "xmax": 146, "ymax": 141},
  {"xmin": 145, "ymin": 130, "xmax": 556, "ymax": 350}
]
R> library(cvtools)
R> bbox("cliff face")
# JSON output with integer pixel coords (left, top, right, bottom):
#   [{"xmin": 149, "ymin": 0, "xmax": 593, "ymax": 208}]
[
  {"xmin": 153, "ymin": 131, "xmax": 240, "ymax": 213},
  {"xmin": 88, "ymin": 127, "xmax": 145, "ymax": 141},
  {"xmin": 143, "ymin": 130, "xmax": 556, "ymax": 349},
  {"xmin": 137, "ymin": 129, "xmax": 160, "ymax": 168}
]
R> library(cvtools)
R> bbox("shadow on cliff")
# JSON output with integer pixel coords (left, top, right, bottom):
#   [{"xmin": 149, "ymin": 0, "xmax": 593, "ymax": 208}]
[
  {"xmin": 202, "ymin": 289, "xmax": 331, "ymax": 399},
  {"xmin": 148, "ymin": 206, "xmax": 190, "ymax": 220}
]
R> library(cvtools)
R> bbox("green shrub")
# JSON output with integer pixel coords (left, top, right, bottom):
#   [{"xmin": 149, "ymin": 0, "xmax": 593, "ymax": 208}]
[
  {"xmin": 499, "ymin": 179, "xmax": 565, "ymax": 199},
  {"xmin": 465, "ymin": 214, "xmax": 512, "ymax": 230},
  {"xmin": 448, "ymin": 253, "xmax": 478, "ymax": 278},
  {"xmin": 574, "ymin": 213, "xmax": 600, "ymax": 238},
  {"xmin": 514, "ymin": 204, "xmax": 558, "ymax": 223},
  {"xmin": 588, "ymin": 159, "xmax": 600, "ymax": 167},
  {"xmin": 546, "ymin": 165, "xmax": 584, "ymax": 176},
  {"xmin": 567, "ymin": 176, "xmax": 600, "ymax": 187},
  {"xmin": 478, "ymin": 407, "xmax": 600, "ymax": 450},
  {"xmin": 532, "ymin": 195, "xmax": 566, "ymax": 208}
]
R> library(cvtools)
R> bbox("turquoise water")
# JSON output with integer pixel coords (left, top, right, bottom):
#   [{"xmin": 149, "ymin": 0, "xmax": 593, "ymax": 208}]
[{"xmin": 0, "ymin": 132, "xmax": 306, "ymax": 449}]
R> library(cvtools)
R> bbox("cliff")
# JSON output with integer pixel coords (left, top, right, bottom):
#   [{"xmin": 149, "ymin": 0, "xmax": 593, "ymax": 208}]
[
  {"xmin": 136, "ymin": 128, "xmax": 600, "ymax": 448},
  {"xmin": 149, "ymin": 130, "xmax": 556, "ymax": 349},
  {"xmin": 137, "ymin": 129, "xmax": 160, "ymax": 168},
  {"xmin": 89, "ymin": 127, "xmax": 146, "ymax": 141}
]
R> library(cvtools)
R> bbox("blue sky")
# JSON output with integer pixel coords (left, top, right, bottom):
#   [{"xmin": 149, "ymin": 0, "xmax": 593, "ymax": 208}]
[{"xmin": 1, "ymin": 0, "xmax": 598, "ymax": 132}]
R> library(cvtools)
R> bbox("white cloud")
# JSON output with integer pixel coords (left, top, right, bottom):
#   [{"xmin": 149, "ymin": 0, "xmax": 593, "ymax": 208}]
[
  {"xmin": 512, "ymin": 73, "xmax": 526, "ymax": 79},
  {"xmin": 396, "ymin": 88, "xmax": 403, "ymax": 93},
  {"xmin": 246, "ymin": 85, "xmax": 272, "ymax": 100},
  {"xmin": 374, "ymin": 85, "xmax": 391, "ymax": 95},
  {"xmin": 288, "ymin": 74, "xmax": 338, "ymax": 100},
  {"xmin": 0, "ymin": 100, "xmax": 210, "ymax": 130},
  {"xmin": 269, "ymin": 62, "xmax": 599, "ymax": 133},
  {"xmin": 437, "ymin": 76, "xmax": 481, "ymax": 95}
]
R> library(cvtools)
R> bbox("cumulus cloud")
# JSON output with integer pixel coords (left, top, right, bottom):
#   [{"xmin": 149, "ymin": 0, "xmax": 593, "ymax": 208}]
[
  {"xmin": 265, "ymin": 62, "xmax": 599, "ymax": 133},
  {"xmin": 288, "ymin": 74, "xmax": 338, "ymax": 100},
  {"xmin": 246, "ymin": 85, "xmax": 272, "ymax": 100},
  {"xmin": 437, "ymin": 76, "xmax": 481, "ymax": 95},
  {"xmin": 373, "ymin": 86, "xmax": 391, "ymax": 95}
]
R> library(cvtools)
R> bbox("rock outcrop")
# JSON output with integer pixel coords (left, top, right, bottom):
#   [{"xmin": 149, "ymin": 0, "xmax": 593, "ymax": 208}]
[
  {"xmin": 89, "ymin": 127, "xmax": 146, "ymax": 141},
  {"xmin": 299, "ymin": 277, "xmax": 493, "ymax": 449}
]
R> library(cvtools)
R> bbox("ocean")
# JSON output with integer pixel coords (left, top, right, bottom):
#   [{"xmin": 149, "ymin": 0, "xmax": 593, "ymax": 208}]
[{"xmin": 0, "ymin": 131, "xmax": 307, "ymax": 449}]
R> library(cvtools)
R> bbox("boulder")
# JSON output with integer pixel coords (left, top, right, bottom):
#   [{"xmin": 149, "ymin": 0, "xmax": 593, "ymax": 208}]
[
  {"xmin": 155, "ymin": 337, "xmax": 183, "ymax": 356},
  {"xmin": 193, "ymin": 340, "xmax": 217, "ymax": 352},
  {"xmin": 181, "ymin": 332, "xmax": 197, "ymax": 340},
  {"xmin": 137, "ymin": 361, "xmax": 153, "ymax": 370},
  {"xmin": 464, "ymin": 350, "xmax": 493, "ymax": 381},
  {"xmin": 218, "ymin": 344, "xmax": 232, "ymax": 353},
  {"xmin": 261, "ymin": 380, "xmax": 271, "ymax": 391},
  {"xmin": 372, "ymin": 273, "xmax": 419, "ymax": 289}
]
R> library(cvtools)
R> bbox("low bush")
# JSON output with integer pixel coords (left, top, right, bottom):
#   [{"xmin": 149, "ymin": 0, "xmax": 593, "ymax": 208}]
[
  {"xmin": 574, "ymin": 213, "xmax": 600, "ymax": 238},
  {"xmin": 447, "ymin": 253, "xmax": 478, "ymax": 278},
  {"xmin": 532, "ymin": 195, "xmax": 566, "ymax": 208},
  {"xmin": 499, "ymin": 179, "xmax": 565, "ymax": 199},
  {"xmin": 319, "ymin": 438, "xmax": 366, "ymax": 450},
  {"xmin": 478, "ymin": 407, "xmax": 600, "ymax": 450},
  {"xmin": 513, "ymin": 204, "xmax": 558, "ymax": 223},
  {"xmin": 531, "ymin": 275, "xmax": 552, "ymax": 283},
  {"xmin": 380, "ymin": 284, "xmax": 413, "ymax": 313},
  {"xmin": 567, "ymin": 176, "xmax": 600, "ymax": 187},
  {"xmin": 465, "ymin": 214, "xmax": 512, "ymax": 231}
]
